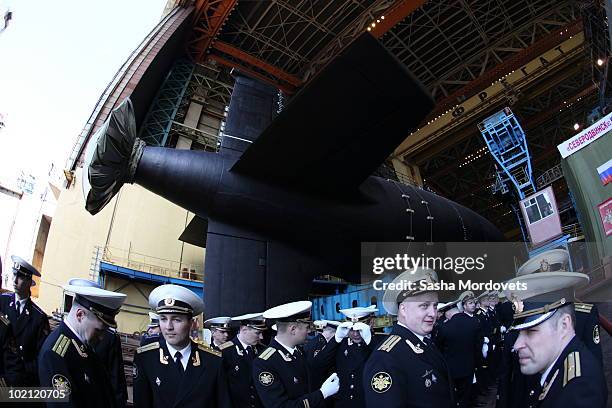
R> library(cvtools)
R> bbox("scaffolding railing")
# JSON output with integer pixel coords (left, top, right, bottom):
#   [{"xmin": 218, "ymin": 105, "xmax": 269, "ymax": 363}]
[{"xmin": 98, "ymin": 245, "xmax": 203, "ymax": 282}]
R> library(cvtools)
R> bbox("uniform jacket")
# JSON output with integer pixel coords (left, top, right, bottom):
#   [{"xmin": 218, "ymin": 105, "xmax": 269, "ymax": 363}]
[
  {"xmin": 94, "ymin": 329, "xmax": 128, "ymax": 408},
  {"xmin": 221, "ymin": 337, "xmax": 265, "ymax": 408},
  {"xmin": 253, "ymin": 338, "xmax": 325, "ymax": 408},
  {"xmin": 0, "ymin": 292, "xmax": 50, "ymax": 386},
  {"xmin": 363, "ymin": 323, "xmax": 454, "ymax": 408},
  {"xmin": 435, "ymin": 312, "xmax": 482, "ymax": 379},
  {"xmin": 537, "ymin": 335, "xmax": 607, "ymax": 408},
  {"xmin": 0, "ymin": 314, "xmax": 23, "ymax": 386},
  {"xmin": 133, "ymin": 337, "xmax": 231, "ymax": 408},
  {"xmin": 38, "ymin": 321, "xmax": 117, "ymax": 408},
  {"xmin": 332, "ymin": 337, "xmax": 374, "ymax": 408}
]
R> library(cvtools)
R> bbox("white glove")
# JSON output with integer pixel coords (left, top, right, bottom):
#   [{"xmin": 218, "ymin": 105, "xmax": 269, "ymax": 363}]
[
  {"xmin": 352, "ymin": 322, "xmax": 372, "ymax": 345},
  {"xmin": 472, "ymin": 373, "xmax": 477, "ymax": 384},
  {"xmin": 500, "ymin": 326, "xmax": 507, "ymax": 333},
  {"xmin": 335, "ymin": 322, "xmax": 352, "ymax": 343},
  {"xmin": 483, "ymin": 336, "xmax": 490, "ymax": 344},
  {"xmin": 320, "ymin": 373, "xmax": 340, "ymax": 399},
  {"xmin": 482, "ymin": 343, "xmax": 488, "ymax": 359}
]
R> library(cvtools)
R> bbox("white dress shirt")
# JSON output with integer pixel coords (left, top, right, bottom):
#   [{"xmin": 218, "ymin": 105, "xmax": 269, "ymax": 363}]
[{"xmin": 166, "ymin": 341, "xmax": 192, "ymax": 370}]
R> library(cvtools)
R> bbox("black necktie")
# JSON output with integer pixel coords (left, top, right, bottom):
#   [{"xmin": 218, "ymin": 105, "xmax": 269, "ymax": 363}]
[
  {"xmin": 175, "ymin": 351, "xmax": 184, "ymax": 375},
  {"xmin": 16, "ymin": 301, "xmax": 21, "ymax": 315}
]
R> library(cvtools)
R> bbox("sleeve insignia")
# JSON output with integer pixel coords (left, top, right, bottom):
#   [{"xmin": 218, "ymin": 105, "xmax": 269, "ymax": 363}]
[
  {"xmin": 371, "ymin": 372, "xmax": 392, "ymax": 393},
  {"xmin": 133, "ymin": 363, "xmax": 138, "ymax": 379},
  {"xmin": 563, "ymin": 351, "xmax": 581, "ymax": 387},
  {"xmin": 219, "ymin": 341, "xmax": 234, "ymax": 351},
  {"xmin": 51, "ymin": 374, "xmax": 71, "ymax": 394},
  {"xmin": 593, "ymin": 325, "xmax": 600, "ymax": 344},
  {"xmin": 136, "ymin": 341, "xmax": 160, "ymax": 354},
  {"xmin": 0, "ymin": 314, "xmax": 9, "ymax": 326},
  {"xmin": 258, "ymin": 371, "xmax": 274, "ymax": 386}
]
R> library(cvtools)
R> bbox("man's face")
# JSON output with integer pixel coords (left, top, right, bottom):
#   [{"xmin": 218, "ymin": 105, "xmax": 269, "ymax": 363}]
[
  {"xmin": 489, "ymin": 296, "xmax": 498, "ymax": 306},
  {"xmin": 80, "ymin": 310, "xmax": 107, "ymax": 346},
  {"xmin": 464, "ymin": 299, "xmax": 476, "ymax": 313},
  {"xmin": 212, "ymin": 328, "xmax": 229, "ymax": 344},
  {"xmin": 160, "ymin": 313, "xmax": 192, "ymax": 348},
  {"xmin": 480, "ymin": 298, "xmax": 489, "ymax": 308},
  {"xmin": 12, "ymin": 271, "xmax": 31, "ymax": 298},
  {"xmin": 513, "ymin": 319, "xmax": 563, "ymax": 375},
  {"xmin": 398, "ymin": 292, "xmax": 439, "ymax": 336},
  {"xmin": 240, "ymin": 326, "xmax": 263, "ymax": 345},
  {"xmin": 148, "ymin": 326, "xmax": 161, "ymax": 335},
  {"xmin": 290, "ymin": 322, "xmax": 310, "ymax": 345},
  {"xmin": 348, "ymin": 328, "xmax": 363, "ymax": 343}
]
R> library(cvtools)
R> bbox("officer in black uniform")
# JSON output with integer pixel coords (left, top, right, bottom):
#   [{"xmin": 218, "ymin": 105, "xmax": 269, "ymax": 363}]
[
  {"xmin": 0, "ymin": 255, "xmax": 50, "ymax": 386},
  {"xmin": 301, "ymin": 319, "xmax": 342, "ymax": 408},
  {"xmin": 363, "ymin": 268, "xmax": 454, "ymax": 407},
  {"xmin": 512, "ymin": 296, "xmax": 607, "ymax": 407},
  {"xmin": 0, "ymin": 311, "xmax": 22, "ymax": 386},
  {"xmin": 330, "ymin": 305, "xmax": 379, "ymax": 408},
  {"xmin": 304, "ymin": 320, "xmax": 340, "ymax": 363},
  {"xmin": 38, "ymin": 278, "xmax": 127, "ymax": 407},
  {"xmin": 496, "ymin": 249, "xmax": 605, "ymax": 408},
  {"xmin": 219, "ymin": 312, "xmax": 267, "ymax": 408},
  {"xmin": 473, "ymin": 291, "xmax": 493, "ymax": 397},
  {"xmin": 435, "ymin": 291, "xmax": 483, "ymax": 408},
  {"xmin": 253, "ymin": 300, "xmax": 340, "ymax": 407},
  {"xmin": 133, "ymin": 284, "xmax": 231, "ymax": 408},
  {"xmin": 204, "ymin": 316, "xmax": 231, "ymax": 351},
  {"xmin": 140, "ymin": 312, "xmax": 161, "ymax": 346}
]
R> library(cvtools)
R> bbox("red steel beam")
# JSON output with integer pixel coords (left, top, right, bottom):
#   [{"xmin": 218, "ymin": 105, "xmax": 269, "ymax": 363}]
[
  {"xmin": 212, "ymin": 41, "xmax": 303, "ymax": 87},
  {"xmin": 427, "ymin": 19, "xmax": 583, "ymax": 120},
  {"xmin": 370, "ymin": 0, "xmax": 429, "ymax": 38},
  {"xmin": 207, "ymin": 54, "xmax": 296, "ymax": 95},
  {"xmin": 191, "ymin": 0, "xmax": 238, "ymax": 62}
]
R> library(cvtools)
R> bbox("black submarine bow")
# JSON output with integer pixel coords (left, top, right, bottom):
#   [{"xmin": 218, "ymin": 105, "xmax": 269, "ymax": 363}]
[{"xmin": 83, "ymin": 33, "xmax": 505, "ymax": 316}]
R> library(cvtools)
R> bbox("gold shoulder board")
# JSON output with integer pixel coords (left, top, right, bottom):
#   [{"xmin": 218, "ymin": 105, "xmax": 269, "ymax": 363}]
[
  {"xmin": 574, "ymin": 303, "xmax": 593, "ymax": 313},
  {"xmin": 258, "ymin": 347, "xmax": 276, "ymax": 360},
  {"xmin": 52, "ymin": 334, "xmax": 71, "ymax": 357},
  {"xmin": 219, "ymin": 341, "xmax": 234, "ymax": 350},
  {"xmin": 377, "ymin": 335, "xmax": 401, "ymax": 352},
  {"xmin": 563, "ymin": 351, "xmax": 582, "ymax": 387},
  {"xmin": 198, "ymin": 344, "xmax": 222, "ymax": 357},
  {"xmin": 136, "ymin": 342, "xmax": 160, "ymax": 354}
]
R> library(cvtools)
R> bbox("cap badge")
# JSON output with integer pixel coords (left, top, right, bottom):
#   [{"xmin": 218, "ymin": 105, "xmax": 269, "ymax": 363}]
[{"xmin": 164, "ymin": 298, "xmax": 175, "ymax": 306}]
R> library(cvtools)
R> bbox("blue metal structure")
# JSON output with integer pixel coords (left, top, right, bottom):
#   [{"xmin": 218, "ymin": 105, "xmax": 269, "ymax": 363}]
[
  {"xmin": 99, "ymin": 261, "xmax": 203, "ymax": 299},
  {"xmin": 311, "ymin": 273, "xmax": 397, "ymax": 324},
  {"xmin": 138, "ymin": 59, "xmax": 195, "ymax": 146},
  {"xmin": 479, "ymin": 108, "xmax": 535, "ymax": 200}
]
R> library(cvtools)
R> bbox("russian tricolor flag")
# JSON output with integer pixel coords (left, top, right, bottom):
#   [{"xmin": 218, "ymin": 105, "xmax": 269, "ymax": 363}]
[{"xmin": 597, "ymin": 158, "xmax": 612, "ymax": 185}]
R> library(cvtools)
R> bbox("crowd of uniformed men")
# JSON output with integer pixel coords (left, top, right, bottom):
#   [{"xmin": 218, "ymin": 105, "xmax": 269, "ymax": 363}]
[{"xmin": 0, "ymin": 254, "xmax": 608, "ymax": 407}]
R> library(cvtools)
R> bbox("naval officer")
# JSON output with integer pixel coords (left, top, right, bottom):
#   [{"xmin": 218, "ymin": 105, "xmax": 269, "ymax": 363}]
[
  {"xmin": 204, "ymin": 316, "xmax": 231, "ymax": 351},
  {"xmin": 220, "ymin": 312, "xmax": 268, "ymax": 408},
  {"xmin": 363, "ymin": 268, "xmax": 454, "ymax": 407},
  {"xmin": 133, "ymin": 284, "xmax": 231, "ymax": 408},
  {"xmin": 512, "ymin": 295, "xmax": 607, "ymax": 407},
  {"xmin": 38, "ymin": 278, "xmax": 126, "ymax": 407},
  {"xmin": 0, "ymin": 255, "xmax": 50, "ymax": 386},
  {"xmin": 253, "ymin": 300, "xmax": 340, "ymax": 407}
]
